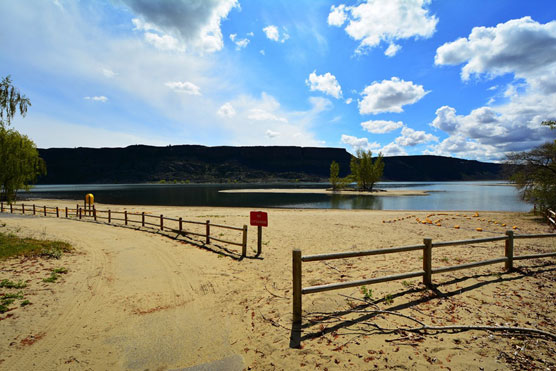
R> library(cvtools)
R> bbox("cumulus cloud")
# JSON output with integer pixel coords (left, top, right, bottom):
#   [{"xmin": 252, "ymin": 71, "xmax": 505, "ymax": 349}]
[
  {"xmin": 395, "ymin": 126, "xmax": 438, "ymax": 146},
  {"xmin": 361, "ymin": 120, "xmax": 403, "ymax": 134},
  {"xmin": 424, "ymin": 135, "xmax": 501, "ymax": 161},
  {"xmin": 359, "ymin": 77, "xmax": 428, "ymax": 114},
  {"xmin": 84, "ymin": 96, "xmax": 108, "ymax": 102},
  {"xmin": 263, "ymin": 25, "xmax": 289, "ymax": 43},
  {"xmin": 345, "ymin": 98, "xmax": 353, "ymax": 104},
  {"xmin": 328, "ymin": 0, "xmax": 437, "ymax": 55},
  {"xmin": 165, "ymin": 81, "xmax": 201, "ymax": 95},
  {"xmin": 340, "ymin": 134, "xmax": 380, "ymax": 152},
  {"xmin": 380, "ymin": 142, "xmax": 407, "ymax": 156},
  {"xmin": 384, "ymin": 43, "xmax": 401, "ymax": 57},
  {"xmin": 435, "ymin": 17, "xmax": 556, "ymax": 93},
  {"xmin": 125, "ymin": 0, "xmax": 239, "ymax": 53},
  {"xmin": 229, "ymin": 33, "xmax": 250, "ymax": 50},
  {"xmin": 102, "ymin": 68, "xmax": 116, "ymax": 78},
  {"xmin": 306, "ymin": 71, "xmax": 342, "ymax": 99},
  {"xmin": 217, "ymin": 102, "xmax": 236, "ymax": 117}
]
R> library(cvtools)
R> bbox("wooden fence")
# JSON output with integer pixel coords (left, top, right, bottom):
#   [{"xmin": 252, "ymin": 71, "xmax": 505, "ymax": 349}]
[
  {"xmin": 548, "ymin": 209, "xmax": 556, "ymax": 229},
  {"xmin": 292, "ymin": 231, "xmax": 556, "ymax": 324},
  {"xmin": 0, "ymin": 202, "xmax": 249, "ymax": 257}
]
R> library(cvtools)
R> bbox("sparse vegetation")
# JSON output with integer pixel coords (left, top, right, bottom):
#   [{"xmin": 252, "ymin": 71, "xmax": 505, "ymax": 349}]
[
  {"xmin": 0, "ymin": 232, "xmax": 72, "ymax": 260},
  {"xmin": 43, "ymin": 267, "xmax": 68, "ymax": 283},
  {"xmin": 0, "ymin": 278, "xmax": 27, "ymax": 289},
  {"xmin": 360, "ymin": 285, "xmax": 373, "ymax": 300}
]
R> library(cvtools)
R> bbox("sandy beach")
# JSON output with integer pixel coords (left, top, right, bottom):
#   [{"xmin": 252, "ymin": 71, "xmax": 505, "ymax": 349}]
[{"xmin": 1, "ymin": 199, "xmax": 555, "ymax": 370}]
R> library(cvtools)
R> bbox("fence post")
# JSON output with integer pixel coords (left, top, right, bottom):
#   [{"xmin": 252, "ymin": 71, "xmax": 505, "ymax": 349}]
[
  {"xmin": 179, "ymin": 217, "xmax": 182, "ymax": 234},
  {"xmin": 108, "ymin": 210, "xmax": 111, "ymax": 223},
  {"xmin": 142, "ymin": 212, "xmax": 145, "ymax": 227},
  {"xmin": 10, "ymin": 203, "xmax": 13, "ymax": 213},
  {"xmin": 0, "ymin": 202, "xmax": 3, "ymax": 212},
  {"xmin": 205, "ymin": 220, "xmax": 210, "ymax": 244},
  {"xmin": 22, "ymin": 204, "xmax": 25, "ymax": 214},
  {"xmin": 160, "ymin": 214, "xmax": 164, "ymax": 231},
  {"xmin": 505, "ymin": 230, "xmax": 514, "ymax": 271},
  {"xmin": 293, "ymin": 249, "xmax": 302, "ymax": 324},
  {"xmin": 257, "ymin": 226, "xmax": 262, "ymax": 256},
  {"xmin": 43, "ymin": 206, "xmax": 46, "ymax": 216},
  {"xmin": 65, "ymin": 207, "xmax": 68, "ymax": 218},
  {"xmin": 79, "ymin": 207, "xmax": 82, "ymax": 219},
  {"xmin": 33, "ymin": 204, "xmax": 36, "ymax": 215},
  {"xmin": 56, "ymin": 206, "xmax": 59, "ymax": 218},
  {"xmin": 93, "ymin": 206, "xmax": 96, "ymax": 221},
  {"xmin": 242, "ymin": 225, "xmax": 248, "ymax": 258},
  {"xmin": 423, "ymin": 238, "xmax": 433, "ymax": 287},
  {"xmin": 76, "ymin": 204, "xmax": 79, "ymax": 217},
  {"xmin": 125, "ymin": 210, "xmax": 128, "ymax": 225}
]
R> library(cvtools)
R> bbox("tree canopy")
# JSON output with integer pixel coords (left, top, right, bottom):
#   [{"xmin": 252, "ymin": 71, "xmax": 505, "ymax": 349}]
[
  {"xmin": 349, "ymin": 149, "xmax": 384, "ymax": 192},
  {"xmin": 0, "ymin": 75, "xmax": 31, "ymax": 128},
  {"xmin": 506, "ymin": 121, "xmax": 556, "ymax": 214},
  {"xmin": 0, "ymin": 75, "xmax": 45, "ymax": 203}
]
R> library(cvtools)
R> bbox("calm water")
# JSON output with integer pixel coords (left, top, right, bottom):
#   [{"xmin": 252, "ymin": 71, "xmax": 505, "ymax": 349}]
[{"xmin": 20, "ymin": 182, "xmax": 531, "ymax": 212}]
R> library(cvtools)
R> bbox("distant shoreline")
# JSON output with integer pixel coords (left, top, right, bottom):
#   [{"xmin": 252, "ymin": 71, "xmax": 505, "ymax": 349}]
[{"xmin": 219, "ymin": 188, "xmax": 429, "ymax": 197}]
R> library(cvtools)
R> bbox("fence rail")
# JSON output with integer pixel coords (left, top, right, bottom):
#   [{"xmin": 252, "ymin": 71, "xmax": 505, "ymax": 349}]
[
  {"xmin": 548, "ymin": 209, "xmax": 556, "ymax": 229},
  {"xmin": 1, "ymin": 202, "xmax": 250, "ymax": 257},
  {"xmin": 293, "ymin": 231, "xmax": 556, "ymax": 324}
]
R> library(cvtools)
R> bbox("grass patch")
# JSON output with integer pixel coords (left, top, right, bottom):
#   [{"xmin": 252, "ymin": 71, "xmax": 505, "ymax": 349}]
[
  {"xmin": 0, "ymin": 232, "xmax": 72, "ymax": 261},
  {"xmin": 1, "ymin": 291, "xmax": 25, "ymax": 313},
  {"xmin": 43, "ymin": 267, "xmax": 68, "ymax": 283},
  {"xmin": 0, "ymin": 279, "xmax": 27, "ymax": 289}
]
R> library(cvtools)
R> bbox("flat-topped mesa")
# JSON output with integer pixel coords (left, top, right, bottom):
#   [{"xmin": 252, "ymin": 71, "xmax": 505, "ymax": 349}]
[{"xmin": 37, "ymin": 145, "xmax": 504, "ymax": 184}]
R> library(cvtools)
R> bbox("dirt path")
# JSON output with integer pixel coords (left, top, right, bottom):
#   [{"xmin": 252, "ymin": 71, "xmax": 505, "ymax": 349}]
[{"xmin": 0, "ymin": 217, "xmax": 238, "ymax": 370}]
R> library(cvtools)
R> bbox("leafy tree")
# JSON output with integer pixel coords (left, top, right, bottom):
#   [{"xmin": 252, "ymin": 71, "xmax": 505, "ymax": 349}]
[
  {"xmin": 506, "ymin": 121, "xmax": 556, "ymax": 214},
  {"xmin": 349, "ymin": 149, "xmax": 384, "ymax": 192},
  {"xmin": 0, "ymin": 129, "xmax": 46, "ymax": 203},
  {"xmin": 329, "ymin": 161, "xmax": 340, "ymax": 190},
  {"xmin": 1, "ymin": 75, "xmax": 31, "ymax": 128},
  {"xmin": 0, "ymin": 76, "xmax": 45, "ymax": 203}
]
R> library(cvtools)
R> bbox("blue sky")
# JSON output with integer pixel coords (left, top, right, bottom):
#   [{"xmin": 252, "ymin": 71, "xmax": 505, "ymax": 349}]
[{"xmin": 1, "ymin": 0, "xmax": 555, "ymax": 161}]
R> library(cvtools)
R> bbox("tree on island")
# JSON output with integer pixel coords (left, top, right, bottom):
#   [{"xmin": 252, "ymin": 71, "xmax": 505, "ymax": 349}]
[
  {"xmin": 350, "ymin": 149, "xmax": 384, "ymax": 192},
  {"xmin": 506, "ymin": 121, "xmax": 556, "ymax": 214},
  {"xmin": 329, "ymin": 149, "xmax": 384, "ymax": 192},
  {"xmin": 0, "ymin": 75, "xmax": 45, "ymax": 203}
]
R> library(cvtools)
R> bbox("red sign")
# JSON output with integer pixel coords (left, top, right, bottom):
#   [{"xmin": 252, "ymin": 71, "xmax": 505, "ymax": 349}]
[{"xmin": 250, "ymin": 211, "xmax": 268, "ymax": 227}]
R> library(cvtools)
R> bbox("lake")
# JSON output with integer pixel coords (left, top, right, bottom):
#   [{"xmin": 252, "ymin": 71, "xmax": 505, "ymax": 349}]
[{"xmin": 20, "ymin": 181, "xmax": 532, "ymax": 212}]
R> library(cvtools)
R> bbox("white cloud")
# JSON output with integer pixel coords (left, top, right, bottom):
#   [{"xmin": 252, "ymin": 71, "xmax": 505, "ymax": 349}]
[
  {"xmin": 263, "ymin": 25, "xmax": 289, "ymax": 43},
  {"xmin": 125, "ymin": 0, "xmax": 239, "ymax": 53},
  {"xmin": 361, "ymin": 120, "xmax": 403, "ymax": 134},
  {"xmin": 435, "ymin": 17, "xmax": 556, "ymax": 93},
  {"xmin": 424, "ymin": 135, "xmax": 501, "ymax": 161},
  {"xmin": 328, "ymin": 0, "xmax": 437, "ymax": 55},
  {"xmin": 384, "ymin": 43, "xmax": 401, "ymax": 57},
  {"xmin": 345, "ymin": 98, "xmax": 353, "ymax": 104},
  {"xmin": 165, "ymin": 81, "xmax": 201, "ymax": 95},
  {"xmin": 340, "ymin": 134, "xmax": 381, "ymax": 152},
  {"xmin": 259, "ymin": 49, "xmax": 265, "ymax": 55},
  {"xmin": 144, "ymin": 32, "xmax": 185, "ymax": 52},
  {"xmin": 359, "ymin": 77, "xmax": 428, "ymax": 114},
  {"xmin": 379, "ymin": 142, "xmax": 407, "ymax": 156},
  {"xmin": 217, "ymin": 102, "xmax": 236, "ymax": 118},
  {"xmin": 229, "ymin": 33, "xmax": 250, "ymax": 50},
  {"xmin": 265, "ymin": 129, "xmax": 279, "ymax": 138},
  {"xmin": 84, "ymin": 96, "xmax": 108, "ymax": 102},
  {"xmin": 247, "ymin": 108, "xmax": 288, "ymax": 123},
  {"xmin": 306, "ymin": 70, "xmax": 343, "ymax": 99},
  {"xmin": 395, "ymin": 126, "xmax": 438, "ymax": 146},
  {"xmin": 327, "ymin": 4, "xmax": 347, "ymax": 27}
]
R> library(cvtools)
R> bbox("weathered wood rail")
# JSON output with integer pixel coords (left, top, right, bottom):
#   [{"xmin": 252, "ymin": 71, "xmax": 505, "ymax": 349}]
[
  {"xmin": 548, "ymin": 209, "xmax": 556, "ymax": 229},
  {"xmin": 292, "ymin": 231, "xmax": 556, "ymax": 324},
  {"xmin": 1, "ymin": 202, "xmax": 250, "ymax": 257}
]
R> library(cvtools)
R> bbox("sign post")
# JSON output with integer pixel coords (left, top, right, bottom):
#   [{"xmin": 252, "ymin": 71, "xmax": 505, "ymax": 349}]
[{"xmin": 250, "ymin": 211, "xmax": 268, "ymax": 256}]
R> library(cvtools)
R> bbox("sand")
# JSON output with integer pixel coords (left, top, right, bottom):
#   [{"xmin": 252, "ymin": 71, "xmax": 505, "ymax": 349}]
[
  {"xmin": 0, "ymin": 199, "xmax": 555, "ymax": 370},
  {"xmin": 219, "ymin": 188, "xmax": 429, "ymax": 196}
]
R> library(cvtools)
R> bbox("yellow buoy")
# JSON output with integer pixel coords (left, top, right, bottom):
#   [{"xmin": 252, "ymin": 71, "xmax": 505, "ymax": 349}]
[
  {"xmin": 502, "ymin": 223, "xmax": 506, "ymax": 227},
  {"xmin": 513, "ymin": 226, "xmax": 518, "ymax": 229}
]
